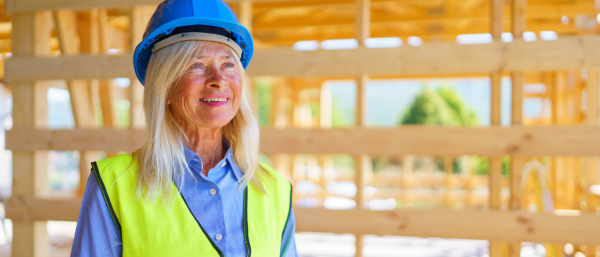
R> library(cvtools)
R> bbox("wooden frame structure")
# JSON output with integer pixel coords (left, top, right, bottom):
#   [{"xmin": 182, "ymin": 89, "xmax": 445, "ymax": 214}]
[{"xmin": 4, "ymin": 0, "xmax": 600, "ymax": 257}]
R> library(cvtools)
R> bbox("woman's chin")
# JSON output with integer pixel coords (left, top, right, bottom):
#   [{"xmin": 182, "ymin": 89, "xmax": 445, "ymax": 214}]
[{"xmin": 198, "ymin": 117, "xmax": 234, "ymax": 129}]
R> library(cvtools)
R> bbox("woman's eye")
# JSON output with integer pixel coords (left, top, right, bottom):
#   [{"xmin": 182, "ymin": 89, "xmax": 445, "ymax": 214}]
[
  {"xmin": 224, "ymin": 63, "xmax": 235, "ymax": 69},
  {"xmin": 193, "ymin": 64, "xmax": 202, "ymax": 69}
]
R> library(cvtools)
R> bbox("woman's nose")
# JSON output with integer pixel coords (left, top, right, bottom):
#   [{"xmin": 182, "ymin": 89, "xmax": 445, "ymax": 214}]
[{"xmin": 205, "ymin": 68, "xmax": 227, "ymax": 88}]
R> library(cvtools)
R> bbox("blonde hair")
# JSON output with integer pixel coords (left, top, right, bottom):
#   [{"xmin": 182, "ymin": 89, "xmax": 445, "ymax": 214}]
[{"xmin": 134, "ymin": 40, "xmax": 262, "ymax": 203}]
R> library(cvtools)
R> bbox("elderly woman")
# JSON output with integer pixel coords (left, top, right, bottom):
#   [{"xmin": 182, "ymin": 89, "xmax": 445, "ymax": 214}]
[{"xmin": 70, "ymin": 0, "xmax": 297, "ymax": 256}]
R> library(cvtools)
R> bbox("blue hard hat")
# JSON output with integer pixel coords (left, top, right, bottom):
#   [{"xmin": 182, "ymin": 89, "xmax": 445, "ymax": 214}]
[{"xmin": 133, "ymin": 0, "xmax": 254, "ymax": 85}]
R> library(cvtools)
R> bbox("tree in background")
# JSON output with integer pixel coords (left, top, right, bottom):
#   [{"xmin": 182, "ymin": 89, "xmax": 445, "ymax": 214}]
[
  {"xmin": 401, "ymin": 86, "xmax": 478, "ymax": 126},
  {"xmin": 399, "ymin": 86, "xmax": 489, "ymax": 174}
]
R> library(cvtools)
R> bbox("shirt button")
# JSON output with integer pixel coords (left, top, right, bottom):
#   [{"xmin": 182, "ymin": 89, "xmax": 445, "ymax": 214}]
[
  {"xmin": 221, "ymin": 162, "xmax": 227, "ymax": 167},
  {"xmin": 209, "ymin": 188, "xmax": 217, "ymax": 196},
  {"xmin": 215, "ymin": 234, "xmax": 223, "ymax": 241}
]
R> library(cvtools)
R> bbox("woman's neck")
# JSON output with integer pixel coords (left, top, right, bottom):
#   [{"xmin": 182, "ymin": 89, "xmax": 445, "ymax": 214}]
[{"xmin": 177, "ymin": 120, "xmax": 225, "ymax": 176}]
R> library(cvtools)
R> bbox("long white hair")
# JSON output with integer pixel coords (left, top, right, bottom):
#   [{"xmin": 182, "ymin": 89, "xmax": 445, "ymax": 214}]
[{"xmin": 134, "ymin": 40, "xmax": 262, "ymax": 203}]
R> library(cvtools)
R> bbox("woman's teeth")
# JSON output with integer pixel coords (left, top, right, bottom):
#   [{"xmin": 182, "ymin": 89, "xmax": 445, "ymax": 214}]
[{"xmin": 200, "ymin": 98, "xmax": 227, "ymax": 102}]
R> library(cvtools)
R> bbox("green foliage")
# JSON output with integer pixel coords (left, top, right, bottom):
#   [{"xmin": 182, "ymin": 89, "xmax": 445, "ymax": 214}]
[
  {"xmin": 401, "ymin": 88, "xmax": 459, "ymax": 125},
  {"xmin": 436, "ymin": 87, "xmax": 478, "ymax": 126},
  {"xmin": 400, "ymin": 86, "xmax": 478, "ymax": 126},
  {"xmin": 399, "ymin": 86, "xmax": 492, "ymax": 174}
]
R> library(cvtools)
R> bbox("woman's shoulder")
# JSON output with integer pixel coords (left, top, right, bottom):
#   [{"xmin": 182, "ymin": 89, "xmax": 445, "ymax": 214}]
[
  {"xmin": 95, "ymin": 153, "xmax": 136, "ymax": 171},
  {"xmin": 94, "ymin": 153, "xmax": 138, "ymax": 183}
]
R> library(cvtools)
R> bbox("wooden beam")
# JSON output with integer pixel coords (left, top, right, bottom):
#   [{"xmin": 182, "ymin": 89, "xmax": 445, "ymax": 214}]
[
  {"xmin": 128, "ymin": 6, "xmax": 153, "ymax": 129},
  {"xmin": 10, "ymin": 11, "xmax": 52, "ymax": 257},
  {"xmin": 295, "ymin": 208, "xmax": 600, "ymax": 245},
  {"xmin": 251, "ymin": 1, "xmax": 598, "ymax": 28},
  {"xmin": 509, "ymin": 1, "xmax": 526, "ymax": 255},
  {"xmin": 8, "ymin": 35, "xmax": 600, "ymax": 81},
  {"xmin": 587, "ymin": 69, "xmax": 600, "ymax": 213},
  {"xmin": 490, "ymin": 0, "xmax": 503, "ymax": 38},
  {"xmin": 354, "ymin": 0, "xmax": 369, "ymax": 46},
  {"xmin": 7, "ymin": 126, "xmax": 600, "ymax": 156},
  {"xmin": 7, "ymin": 200, "xmax": 600, "ymax": 245},
  {"xmin": 488, "ymin": 2, "xmax": 504, "ymax": 253},
  {"xmin": 7, "ymin": 196, "xmax": 82, "ymax": 222},
  {"xmin": 254, "ymin": 18, "xmax": 591, "ymax": 44},
  {"xmin": 6, "ymin": 0, "xmax": 598, "ymax": 14},
  {"xmin": 239, "ymin": 1, "xmax": 252, "ymax": 34}
]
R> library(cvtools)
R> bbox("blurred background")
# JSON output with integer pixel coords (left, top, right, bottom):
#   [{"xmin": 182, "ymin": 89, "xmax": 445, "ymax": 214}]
[{"xmin": 2, "ymin": 0, "xmax": 600, "ymax": 256}]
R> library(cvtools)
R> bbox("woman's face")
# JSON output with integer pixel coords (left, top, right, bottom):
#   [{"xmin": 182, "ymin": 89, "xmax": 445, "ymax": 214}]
[{"xmin": 168, "ymin": 41, "xmax": 242, "ymax": 129}]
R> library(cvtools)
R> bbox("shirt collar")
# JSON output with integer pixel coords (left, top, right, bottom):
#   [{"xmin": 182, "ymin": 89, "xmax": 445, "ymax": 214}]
[
  {"xmin": 182, "ymin": 144, "xmax": 243, "ymax": 181},
  {"xmin": 225, "ymin": 148, "xmax": 244, "ymax": 181}
]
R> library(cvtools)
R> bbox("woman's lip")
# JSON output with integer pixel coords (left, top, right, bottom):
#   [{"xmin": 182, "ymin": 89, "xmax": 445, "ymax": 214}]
[{"xmin": 199, "ymin": 98, "xmax": 229, "ymax": 107}]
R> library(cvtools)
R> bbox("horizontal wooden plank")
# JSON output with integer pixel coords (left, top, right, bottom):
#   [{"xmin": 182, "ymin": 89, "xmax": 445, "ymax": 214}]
[
  {"xmin": 294, "ymin": 208, "xmax": 600, "ymax": 245},
  {"xmin": 6, "ymin": 128, "xmax": 144, "ymax": 152},
  {"xmin": 6, "ymin": 35, "xmax": 600, "ymax": 81},
  {"xmin": 4, "ymin": 0, "xmax": 295, "ymax": 13},
  {"xmin": 5, "ymin": 54, "xmax": 135, "ymax": 81},
  {"xmin": 7, "ymin": 196, "xmax": 600, "ymax": 245},
  {"xmin": 7, "ymin": 195, "xmax": 82, "ymax": 222},
  {"xmin": 6, "ymin": 126, "xmax": 600, "ymax": 156}
]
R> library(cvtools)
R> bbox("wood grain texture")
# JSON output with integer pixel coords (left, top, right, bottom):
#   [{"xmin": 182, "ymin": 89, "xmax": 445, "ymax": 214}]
[
  {"xmin": 6, "ymin": 35, "xmax": 600, "ymax": 82},
  {"xmin": 294, "ymin": 208, "xmax": 600, "ymax": 245},
  {"xmin": 8, "ymin": 199, "xmax": 600, "ymax": 245},
  {"xmin": 6, "ymin": 126, "xmax": 600, "ymax": 156}
]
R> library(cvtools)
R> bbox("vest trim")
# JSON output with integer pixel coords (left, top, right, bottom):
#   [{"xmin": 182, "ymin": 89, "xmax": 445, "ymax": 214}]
[
  {"xmin": 91, "ymin": 161, "xmax": 123, "ymax": 235},
  {"xmin": 180, "ymin": 193, "xmax": 225, "ymax": 257},
  {"xmin": 281, "ymin": 185, "xmax": 293, "ymax": 240},
  {"xmin": 243, "ymin": 187, "xmax": 251, "ymax": 257}
]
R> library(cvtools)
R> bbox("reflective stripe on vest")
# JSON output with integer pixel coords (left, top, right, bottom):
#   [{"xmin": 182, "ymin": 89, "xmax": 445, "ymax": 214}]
[{"xmin": 92, "ymin": 154, "xmax": 292, "ymax": 257}]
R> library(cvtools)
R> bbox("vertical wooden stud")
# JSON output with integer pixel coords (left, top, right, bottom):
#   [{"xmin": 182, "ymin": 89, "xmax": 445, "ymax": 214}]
[
  {"xmin": 10, "ymin": 11, "xmax": 52, "ymax": 257},
  {"xmin": 509, "ymin": 1, "xmax": 525, "ymax": 255},
  {"xmin": 319, "ymin": 83, "xmax": 333, "ymax": 204},
  {"xmin": 129, "ymin": 6, "xmax": 153, "ymax": 129},
  {"xmin": 587, "ymin": 68, "xmax": 600, "ymax": 217},
  {"xmin": 355, "ymin": 74, "xmax": 370, "ymax": 257},
  {"xmin": 489, "ymin": 0, "xmax": 505, "ymax": 254},
  {"xmin": 444, "ymin": 156, "xmax": 453, "ymax": 208},
  {"xmin": 239, "ymin": 1, "xmax": 252, "ymax": 35}
]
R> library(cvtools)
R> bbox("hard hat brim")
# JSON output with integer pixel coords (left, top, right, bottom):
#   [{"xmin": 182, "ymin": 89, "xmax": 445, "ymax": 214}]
[{"xmin": 133, "ymin": 17, "xmax": 253, "ymax": 86}]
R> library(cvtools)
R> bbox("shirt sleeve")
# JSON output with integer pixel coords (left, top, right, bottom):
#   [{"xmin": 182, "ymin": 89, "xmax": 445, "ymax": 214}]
[
  {"xmin": 70, "ymin": 170, "xmax": 123, "ymax": 257},
  {"xmin": 280, "ymin": 208, "xmax": 299, "ymax": 257}
]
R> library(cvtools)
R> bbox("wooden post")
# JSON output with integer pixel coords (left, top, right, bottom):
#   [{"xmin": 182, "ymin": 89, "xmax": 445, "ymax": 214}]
[
  {"xmin": 239, "ymin": 1, "xmax": 252, "ymax": 35},
  {"xmin": 355, "ymin": 0, "xmax": 369, "ymax": 47},
  {"xmin": 98, "ymin": 9, "xmax": 119, "ymax": 130},
  {"xmin": 354, "ymin": 0, "xmax": 371, "ymax": 250},
  {"xmin": 489, "ymin": 0, "xmax": 505, "ymax": 254},
  {"xmin": 509, "ymin": 1, "xmax": 525, "ymax": 255},
  {"xmin": 318, "ymin": 83, "xmax": 333, "ymax": 204},
  {"xmin": 354, "ymin": 73, "xmax": 370, "ymax": 257},
  {"xmin": 586, "ymin": 68, "xmax": 600, "ymax": 214},
  {"xmin": 444, "ymin": 156, "xmax": 453, "ymax": 208},
  {"xmin": 129, "ymin": 7, "xmax": 153, "ymax": 129},
  {"xmin": 584, "ymin": 68, "xmax": 599, "ymax": 257},
  {"xmin": 10, "ymin": 11, "xmax": 52, "ymax": 257},
  {"xmin": 269, "ymin": 79, "xmax": 287, "ymax": 179}
]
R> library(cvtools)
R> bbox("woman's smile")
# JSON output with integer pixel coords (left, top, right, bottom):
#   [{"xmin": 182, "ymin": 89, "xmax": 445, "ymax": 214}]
[{"xmin": 199, "ymin": 94, "xmax": 230, "ymax": 107}]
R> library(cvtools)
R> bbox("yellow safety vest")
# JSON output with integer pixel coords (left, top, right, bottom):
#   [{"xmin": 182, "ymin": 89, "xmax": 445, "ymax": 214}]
[{"xmin": 92, "ymin": 154, "xmax": 292, "ymax": 257}]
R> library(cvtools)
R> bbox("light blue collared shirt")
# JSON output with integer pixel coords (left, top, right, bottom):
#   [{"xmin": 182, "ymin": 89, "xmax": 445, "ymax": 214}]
[{"xmin": 71, "ymin": 146, "xmax": 298, "ymax": 256}]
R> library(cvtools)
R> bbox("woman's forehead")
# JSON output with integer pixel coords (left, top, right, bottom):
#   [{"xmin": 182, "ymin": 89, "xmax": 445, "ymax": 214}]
[{"xmin": 194, "ymin": 42, "xmax": 234, "ymax": 60}]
